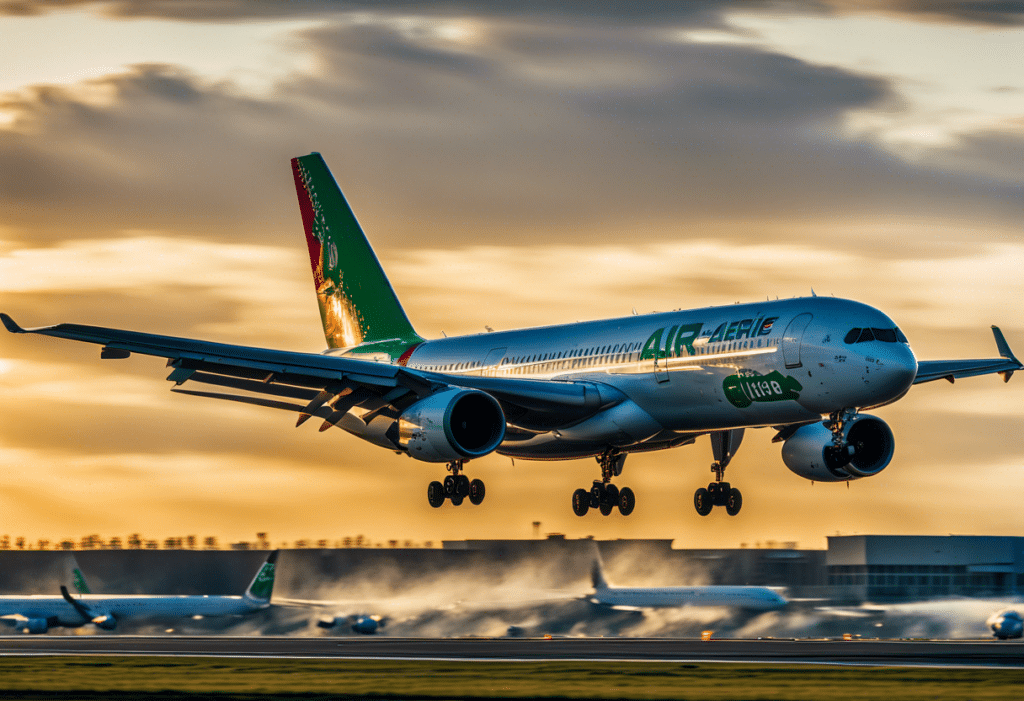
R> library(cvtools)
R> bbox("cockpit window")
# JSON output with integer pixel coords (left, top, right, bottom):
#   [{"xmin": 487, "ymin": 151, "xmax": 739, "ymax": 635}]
[
  {"xmin": 871, "ymin": 327, "xmax": 897, "ymax": 343},
  {"xmin": 844, "ymin": 326, "xmax": 909, "ymax": 344}
]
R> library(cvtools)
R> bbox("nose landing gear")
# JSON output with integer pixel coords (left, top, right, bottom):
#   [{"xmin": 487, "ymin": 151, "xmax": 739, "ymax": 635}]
[
  {"xmin": 694, "ymin": 429, "xmax": 744, "ymax": 516},
  {"xmin": 572, "ymin": 450, "xmax": 635, "ymax": 517},
  {"xmin": 427, "ymin": 460, "xmax": 485, "ymax": 508}
]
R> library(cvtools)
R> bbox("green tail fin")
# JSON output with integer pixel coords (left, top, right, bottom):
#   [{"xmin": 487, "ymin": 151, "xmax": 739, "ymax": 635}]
[
  {"xmin": 291, "ymin": 153, "xmax": 423, "ymax": 354},
  {"xmin": 72, "ymin": 567, "xmax": 91, "ymax": 595},
  {"xmin": 244, "ymin": 550, "xmax": 278, "ymax": 604}
]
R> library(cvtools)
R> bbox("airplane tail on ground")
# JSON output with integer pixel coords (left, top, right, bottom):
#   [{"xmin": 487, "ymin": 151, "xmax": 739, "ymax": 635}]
[
  {"xmin": 290, "ymin": 153, "xmax": 423, "ymax": 356},
  {"xmin": 70, "ymin": 560, "xmax": 91, "ymax": 595},
  {"xmin": 243, "ymin": 550, "xmax": 279, "ymax": 606},
  {"xmin": 57, "ymin": 556, "xmax": 91, "ymax": 595}
]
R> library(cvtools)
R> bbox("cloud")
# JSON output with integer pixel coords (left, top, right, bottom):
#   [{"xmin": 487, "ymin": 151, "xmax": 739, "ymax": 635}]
[
  {"xmin": 0, "ymin": 0, "xmax": 743, "ymax": 25},
  {"xmin": 0, "ymin": 2, "xmax": 1021, "ymax": 546},
  {"xmin": 818, "ymin": 0, "xmax": 1024, "ymax": 27}
]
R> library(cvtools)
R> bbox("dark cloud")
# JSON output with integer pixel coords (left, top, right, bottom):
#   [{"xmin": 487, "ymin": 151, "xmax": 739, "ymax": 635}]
[
  {"xmin": 0, "ymin": 0, "xmax": 744, "ymax": 25},
  {"xmin": 7, "ymin": 0, "xmax": 1023, "ymax": 27},
  {"xmin": 0, "ymin": 8, "xmax": 1020, "ymax": 255}
]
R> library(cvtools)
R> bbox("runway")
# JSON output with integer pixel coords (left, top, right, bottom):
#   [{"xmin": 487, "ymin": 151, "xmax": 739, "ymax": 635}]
[{"xmin": 0, "ymin": 636, "xmax": 1021, "ymax": 667}]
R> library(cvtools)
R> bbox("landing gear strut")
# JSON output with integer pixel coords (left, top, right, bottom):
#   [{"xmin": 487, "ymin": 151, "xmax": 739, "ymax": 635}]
[
  {"xmin": 694, "ymin": 429, "xmax": 744, "ymax": 516},
  {"xmin": 572, "ymin": 450, "xmax": 635, "ymax": 517},
  {"xmin": 427, "ymin": 460, "xmax": 485, "ymax": 508}
]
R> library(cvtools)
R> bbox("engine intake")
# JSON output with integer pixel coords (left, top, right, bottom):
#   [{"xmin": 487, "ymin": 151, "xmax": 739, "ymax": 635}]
[
  {"xmin": 781, "ymin": 414, "xmax": 894, "ymax": 482},
  {"xmin": 398, "ymin": 388, "xmax": 505, "ymax": 463}
]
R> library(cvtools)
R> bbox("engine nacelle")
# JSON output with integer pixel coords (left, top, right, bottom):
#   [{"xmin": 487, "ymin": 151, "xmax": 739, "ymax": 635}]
[
  {"xmin": 92, "ymin": 612, "xmax": 117, "ymax": 630},
  {"xmin": 398, "ymin": 388, "xmax": 505, "ymax": 463},
  {"xmin": 989, "ymin": 610, "xmax": 1023, "ymax": 640},
  {"xmin": 18, "ymin": 618, "xmax": 49, "ymax": 634},
  {"xmin": 781, "ymin": 414, "xmax": 895, "ymax": 482}
]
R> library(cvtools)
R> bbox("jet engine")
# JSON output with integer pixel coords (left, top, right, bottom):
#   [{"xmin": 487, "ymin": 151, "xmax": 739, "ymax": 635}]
[
  {"xmin": 91, "ymin": 612, "xmax": 117, "ymax": 630},
  {"xmin": 781, "ymin": 414, "xmax": 894, "ymax": 482},
  {"xmin": 317, "ymin": 614, "xmax": 384, "ymax": 634},
  {"xmin": 18, "ymin": 618, "xmax": 49, "ymax": 634},
  {"xmin": 989, "ymin": 610, "xmax": 1023, "ymax": 640},
  {"xmin": 398, "ymin": 388, "xmax": 505, "ymax": 463}
]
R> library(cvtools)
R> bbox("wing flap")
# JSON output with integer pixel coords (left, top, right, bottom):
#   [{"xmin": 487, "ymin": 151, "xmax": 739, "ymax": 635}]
[{"xmin": 3, "ymin": 313, "xmax": 614, "ymax": 427}]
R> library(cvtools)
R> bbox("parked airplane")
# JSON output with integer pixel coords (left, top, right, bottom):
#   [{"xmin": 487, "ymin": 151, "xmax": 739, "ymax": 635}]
[
  {"xmin": 588, "ymin": 557, "xmax": 787, "ymax": 611},
  {"xmin": 3, "ymin": 153, "xmax": 1020, "ymax": 517},
  {"xmin": 0, "ymin": 551, "xmax": 277, "ymax": 634}
]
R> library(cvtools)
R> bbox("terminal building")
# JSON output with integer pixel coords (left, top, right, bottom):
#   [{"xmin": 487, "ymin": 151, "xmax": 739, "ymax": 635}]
[
  {"xmin": 827, "ymin": 535, "xmax": 1024, "ymax": 602},
  {"xmin": 0, "ymin": 534, "xmax": 1020, "ymax": 604}
]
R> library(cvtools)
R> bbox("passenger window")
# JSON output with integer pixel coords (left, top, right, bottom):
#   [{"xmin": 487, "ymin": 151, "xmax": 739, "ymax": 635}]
[
  {"xmin": 872, "ymin": 328, "xmax": 897, "ymax": 343},
  {"xmin": 857, "ymin": 328, "xmax": 875, "ymax": 343},
  {"xmin": 844, "ymin": 328, "xmax": 860, "ymax": 344}
]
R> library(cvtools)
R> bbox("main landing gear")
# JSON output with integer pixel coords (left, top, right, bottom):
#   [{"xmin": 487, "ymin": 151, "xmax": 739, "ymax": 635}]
[
  {"xmin": 572, "ymin": 450, "xmax": 635, "ymax": 517},
  {"xmin": 427, "ymin": 460, "xmax": 485, "ymax": 508},
  {"xmin": 694, "ymin": 429, "xmax": 744, "ymax": 517}
]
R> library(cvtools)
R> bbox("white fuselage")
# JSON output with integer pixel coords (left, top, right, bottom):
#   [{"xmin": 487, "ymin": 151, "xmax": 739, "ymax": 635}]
[
  {"xmin": 0, "ymin": 594, "xmax": 265, "ymax": 628},
  {"xmin": 591, "ymin": 585, "xmax": 787, "ymax": 611},
  {"xmin": 340, "ymin": 296, "xmax": 917, "ymax": 460}
]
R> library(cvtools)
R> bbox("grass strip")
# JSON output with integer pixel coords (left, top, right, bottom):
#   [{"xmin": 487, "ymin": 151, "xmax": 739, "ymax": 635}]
[{"xmin": 0, "ymin": 657, "xmax": 1020, "ymax": 700}]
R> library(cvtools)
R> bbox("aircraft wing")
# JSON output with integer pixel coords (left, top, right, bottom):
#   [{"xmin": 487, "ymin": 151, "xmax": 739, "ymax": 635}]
[
  {"xmin": 0, "ymin": 314, "xmax": 613, "ymax": 431},
  {"xmin": 914, "ymin": 326, "xmax": 1021, "ymax": 385}
]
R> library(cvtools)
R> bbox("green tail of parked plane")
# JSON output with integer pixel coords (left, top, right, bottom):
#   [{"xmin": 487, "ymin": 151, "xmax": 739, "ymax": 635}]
[{"xmin": 2, "ymin": 153, "xmax": 1020, "ymax": 519}]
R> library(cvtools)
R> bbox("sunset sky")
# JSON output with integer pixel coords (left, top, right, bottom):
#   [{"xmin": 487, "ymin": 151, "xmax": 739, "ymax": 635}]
[{"xmin": 0, "ymin": 1, "xmax": 1021, "ymax": 550}]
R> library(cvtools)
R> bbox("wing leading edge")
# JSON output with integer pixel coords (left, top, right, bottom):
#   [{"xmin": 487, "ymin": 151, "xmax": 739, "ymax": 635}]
[
  {"xmin": 0, "ymin": 314, "xmax": 613, "ymax": 433},
  {"xmin": 914, "ymin": 326, "xmax": 1021, "ymax": 385}
]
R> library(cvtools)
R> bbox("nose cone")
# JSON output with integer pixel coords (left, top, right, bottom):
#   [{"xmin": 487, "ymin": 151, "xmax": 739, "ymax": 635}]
[{"xmin": 877, "ymin": 344, "xmax": 917, "ymax": 399}]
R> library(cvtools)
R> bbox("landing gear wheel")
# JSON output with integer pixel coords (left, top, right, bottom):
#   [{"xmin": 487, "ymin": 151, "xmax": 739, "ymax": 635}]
[
  {"xmin": 725, "ymin": 487, "xmax": 742, "ymax": 516},
  {"xmin": 572, "ymin": 488, "xmax": 590, "ymax": 516},
  {"xmin": 455, "ymin": 474, "xmax": 470, "ymax": 497},
  {"xmin": 618, "ymin": 487, "xmax": 635, "ymax": 516},
  {"xmin": 469, "ymin": 479, "xmax": 485, "ymax": 505},
  {"xmin": 604, "ymin": 483, "xmax": 619, "ymax": 507},
  {"xmin": 443, "ymin": 475, "xmax": 456, "ymax": 495},
  {"xmin": 450, "ymin": 492, "xmax": 464, "ymax": 506},
  {"xmin": 694, "ymin": 487, "xmax": 713, "ymax": 516},
  {"xmin": 427, "ymin": 481, "xmax": 445, "ymax": 508},
  {"xmin": 599, "ymin": 500, "xmax": 614, "ymax": 516}
]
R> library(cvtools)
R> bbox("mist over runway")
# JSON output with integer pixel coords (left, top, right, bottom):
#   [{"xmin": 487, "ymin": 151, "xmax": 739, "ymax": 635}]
[{"xmin": 1, "ymin": 546, "xmax": 1018, "ymax": 641}]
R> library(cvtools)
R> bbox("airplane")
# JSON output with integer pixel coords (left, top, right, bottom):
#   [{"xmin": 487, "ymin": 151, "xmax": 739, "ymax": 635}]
[
  {"xmin": 3, "ymin": 152, "xmax": 1020, "ymax": 518},
  {"xmin": 0, "ymin": 551, "xmax": 277, "ymax": 634},
  {"xmin": 588, "ymin": 557, "xmax": 787, "ymax": 611}
]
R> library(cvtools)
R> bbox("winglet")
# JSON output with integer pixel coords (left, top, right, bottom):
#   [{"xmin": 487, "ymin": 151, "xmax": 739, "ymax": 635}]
[
  {"xmin": 992, "ymin": 326, "xmax": 1021, "ymax": 382},
  {"xmin": 0, "ymin": 313, "xmax": 25, "ymax": 334}
]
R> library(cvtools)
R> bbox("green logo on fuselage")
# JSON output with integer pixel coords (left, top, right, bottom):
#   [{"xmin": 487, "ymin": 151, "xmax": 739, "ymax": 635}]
[
  {"xmin": 640, "ymin": 323, "xmax": 703, "ymax": 360},
  {"xmin": 723, "ymin": 371, "xmax": 802, "ymax": 409},
  {"xmin": 639, "ymin": 315, "xmax": 779, "ymax": 361}
]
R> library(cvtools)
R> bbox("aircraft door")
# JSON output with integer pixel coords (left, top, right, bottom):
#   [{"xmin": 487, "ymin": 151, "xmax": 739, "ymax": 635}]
[
  {"xmin": 482, "ymin": 347, "xmax": 507, "ymax": 376},
  {"xmin": 782, "ymin": 313, "xmax": 813, "ymax": 369}
]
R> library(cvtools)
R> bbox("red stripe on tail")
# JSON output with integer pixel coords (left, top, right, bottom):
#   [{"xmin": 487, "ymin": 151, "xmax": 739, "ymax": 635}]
[{"xmin": 291, "ymin": 157, "xmax": 324, "ymax": 290}]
